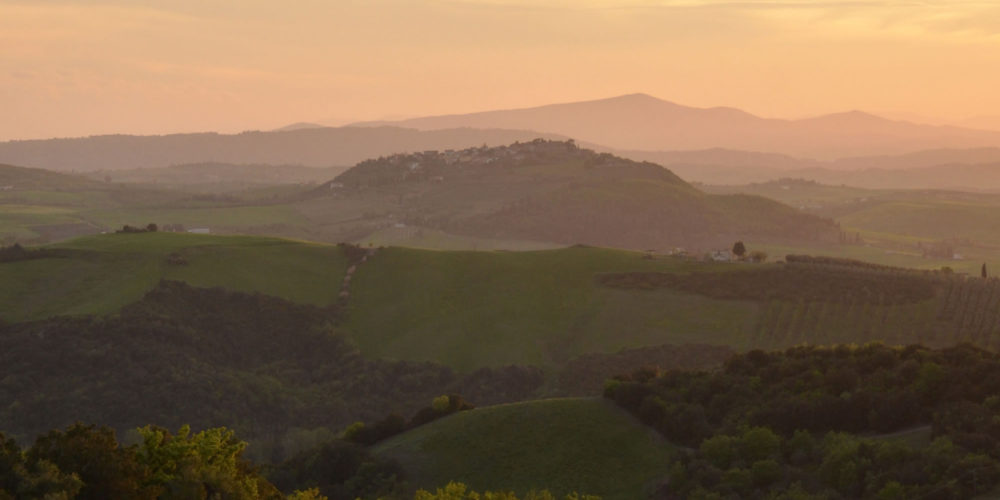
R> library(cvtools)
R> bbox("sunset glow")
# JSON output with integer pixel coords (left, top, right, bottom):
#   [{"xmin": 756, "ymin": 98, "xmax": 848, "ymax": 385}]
[{"xmin": 3, "ymin": 0, "xmax": 1000, "ymax": 140}]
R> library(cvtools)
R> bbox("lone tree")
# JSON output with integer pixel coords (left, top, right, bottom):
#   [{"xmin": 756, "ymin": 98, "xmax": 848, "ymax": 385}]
[
  {"xmin": 732, "ymin": 241, "xmax": 747, "ymax": 259},
  {"xmin": 983, "ymin": 263, "xmax": 989, "ymax": 279}
]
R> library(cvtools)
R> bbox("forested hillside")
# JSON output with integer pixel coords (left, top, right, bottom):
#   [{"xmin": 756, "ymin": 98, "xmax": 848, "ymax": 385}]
[
  {"xmin": 8, "ymin": 343, "xmax": 1000, "ymax": 499},
  {"xmin": 0, "ymin": 282, "xmax": 544, "ymax": 462},
  {"xmin": 605, "ymin": 343, "xmax": 1000, "ymax": 498}
]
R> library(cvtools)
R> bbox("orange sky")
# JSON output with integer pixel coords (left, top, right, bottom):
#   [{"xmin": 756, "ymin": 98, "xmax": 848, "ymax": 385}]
[{"xmin": 3, "ymin": 0, "xmax": 1000, "ymax": 140}]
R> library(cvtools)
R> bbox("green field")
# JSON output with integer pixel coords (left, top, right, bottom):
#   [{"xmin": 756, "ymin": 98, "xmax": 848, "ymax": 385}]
[
  {"xmin": 374, "ymin": 398, "xmax": 675, "ymax": 500},
  {"xmin": 0, "ymin": 234, "xmax": 756, "ymax": 359},
  {"xmin": 343, "ymin": 246, "xmax": 752, "ymax": 370},
  {"xmin": 0, "ymin": 232, "xmax": 346, "ymax": 321},
  {"xmin": 0, "ymin": 235, "xmax": 760, "ymax": 369},
  {"xmin": 6, "ymin": 232, "xmax": 1000, "ymax": 373}
]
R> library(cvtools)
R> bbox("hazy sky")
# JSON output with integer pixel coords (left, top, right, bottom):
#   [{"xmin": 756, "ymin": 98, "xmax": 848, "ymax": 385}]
[{"xmin": 3, "ymin": 0, "xmax": 1000, "ymax": 140}]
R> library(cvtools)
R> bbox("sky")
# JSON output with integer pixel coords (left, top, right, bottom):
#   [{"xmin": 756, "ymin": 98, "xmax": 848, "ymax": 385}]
[{"xmin": 3, "ymin": 0, "xmax": 1000, "ymax": 140}]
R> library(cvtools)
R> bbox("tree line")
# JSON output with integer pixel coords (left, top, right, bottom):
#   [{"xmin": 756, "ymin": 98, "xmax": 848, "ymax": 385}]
[
  {"xmin": 1, "ymin": 422, "xmax": 597, "ymax": 499},
  {"xmin": 605, "ymin": 343, "xmax": 1000, "ymax": 498}
]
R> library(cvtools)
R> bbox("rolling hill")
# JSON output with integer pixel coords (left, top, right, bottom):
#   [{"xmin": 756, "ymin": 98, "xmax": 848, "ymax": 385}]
[
  {"xmin": 354, "ymin": 93, "xmax": 1000, "ymax": 159},
  {"xmin": 373, "ymin": 398, "xmax": 675, "ymax": 500},
  {"xmin": 306, "ymin": 140, "xmax": 839, "ymax": 250},
  {"xmin": 0, "ymin": 140, "xmax": 837, "ymax": 249}
]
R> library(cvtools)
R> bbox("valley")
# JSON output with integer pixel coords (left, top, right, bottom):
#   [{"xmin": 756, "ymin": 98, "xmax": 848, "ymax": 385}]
[
  {"xmin": 5, "ymin": 102, "xmax": 1000, "ymax": 499},
  {"xmin": 13, "ymin": 1, "xmax": 1000, "ymax": 496}
]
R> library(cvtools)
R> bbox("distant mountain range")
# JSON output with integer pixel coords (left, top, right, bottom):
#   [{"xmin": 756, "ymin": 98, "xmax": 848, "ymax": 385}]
[
  {"xmin": 81, "ymin": 162, "xmax": 347, "ymax": 192},
  {"xmin": 6, "ymin": 93, "xmax": 1000, "ymax": 192},
  {"xmin": 0, "ymin": 127, "xmax": 565, "ymax": 172},
  {"xmin": 354, "ymin": 93, "xmax": 1000, "ymax": 159},
  {"xmin": 272, "ymin": 122, "xmax": 327, "ymax": 132},
  {"xmin": 618, "ymin": 147, "xmax": 1000, "ymax": 171}
]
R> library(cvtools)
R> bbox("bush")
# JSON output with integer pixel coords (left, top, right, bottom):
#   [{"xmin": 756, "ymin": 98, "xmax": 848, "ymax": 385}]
[{"xmin": 432, "ymin": 395, "xmax": 451, "ymax": 412}]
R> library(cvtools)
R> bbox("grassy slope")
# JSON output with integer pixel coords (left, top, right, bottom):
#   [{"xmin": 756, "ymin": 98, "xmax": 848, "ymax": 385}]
[
  {"xmin": 374, "ymin": 398, "xmax": 674, "ymax": 500},
  {"xmin": 0, "ymin": 232, "xmax": 346, "ymax": 321},
  {"xmin": 344, "ymin": 246, "xmax": 756, "ymax": 370}
]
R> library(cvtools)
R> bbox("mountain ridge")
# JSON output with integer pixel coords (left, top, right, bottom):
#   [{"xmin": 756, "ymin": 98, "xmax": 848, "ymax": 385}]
[{"xmin": 354, "ymin": 93, "xmax": 1000, "ymax": 159}]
